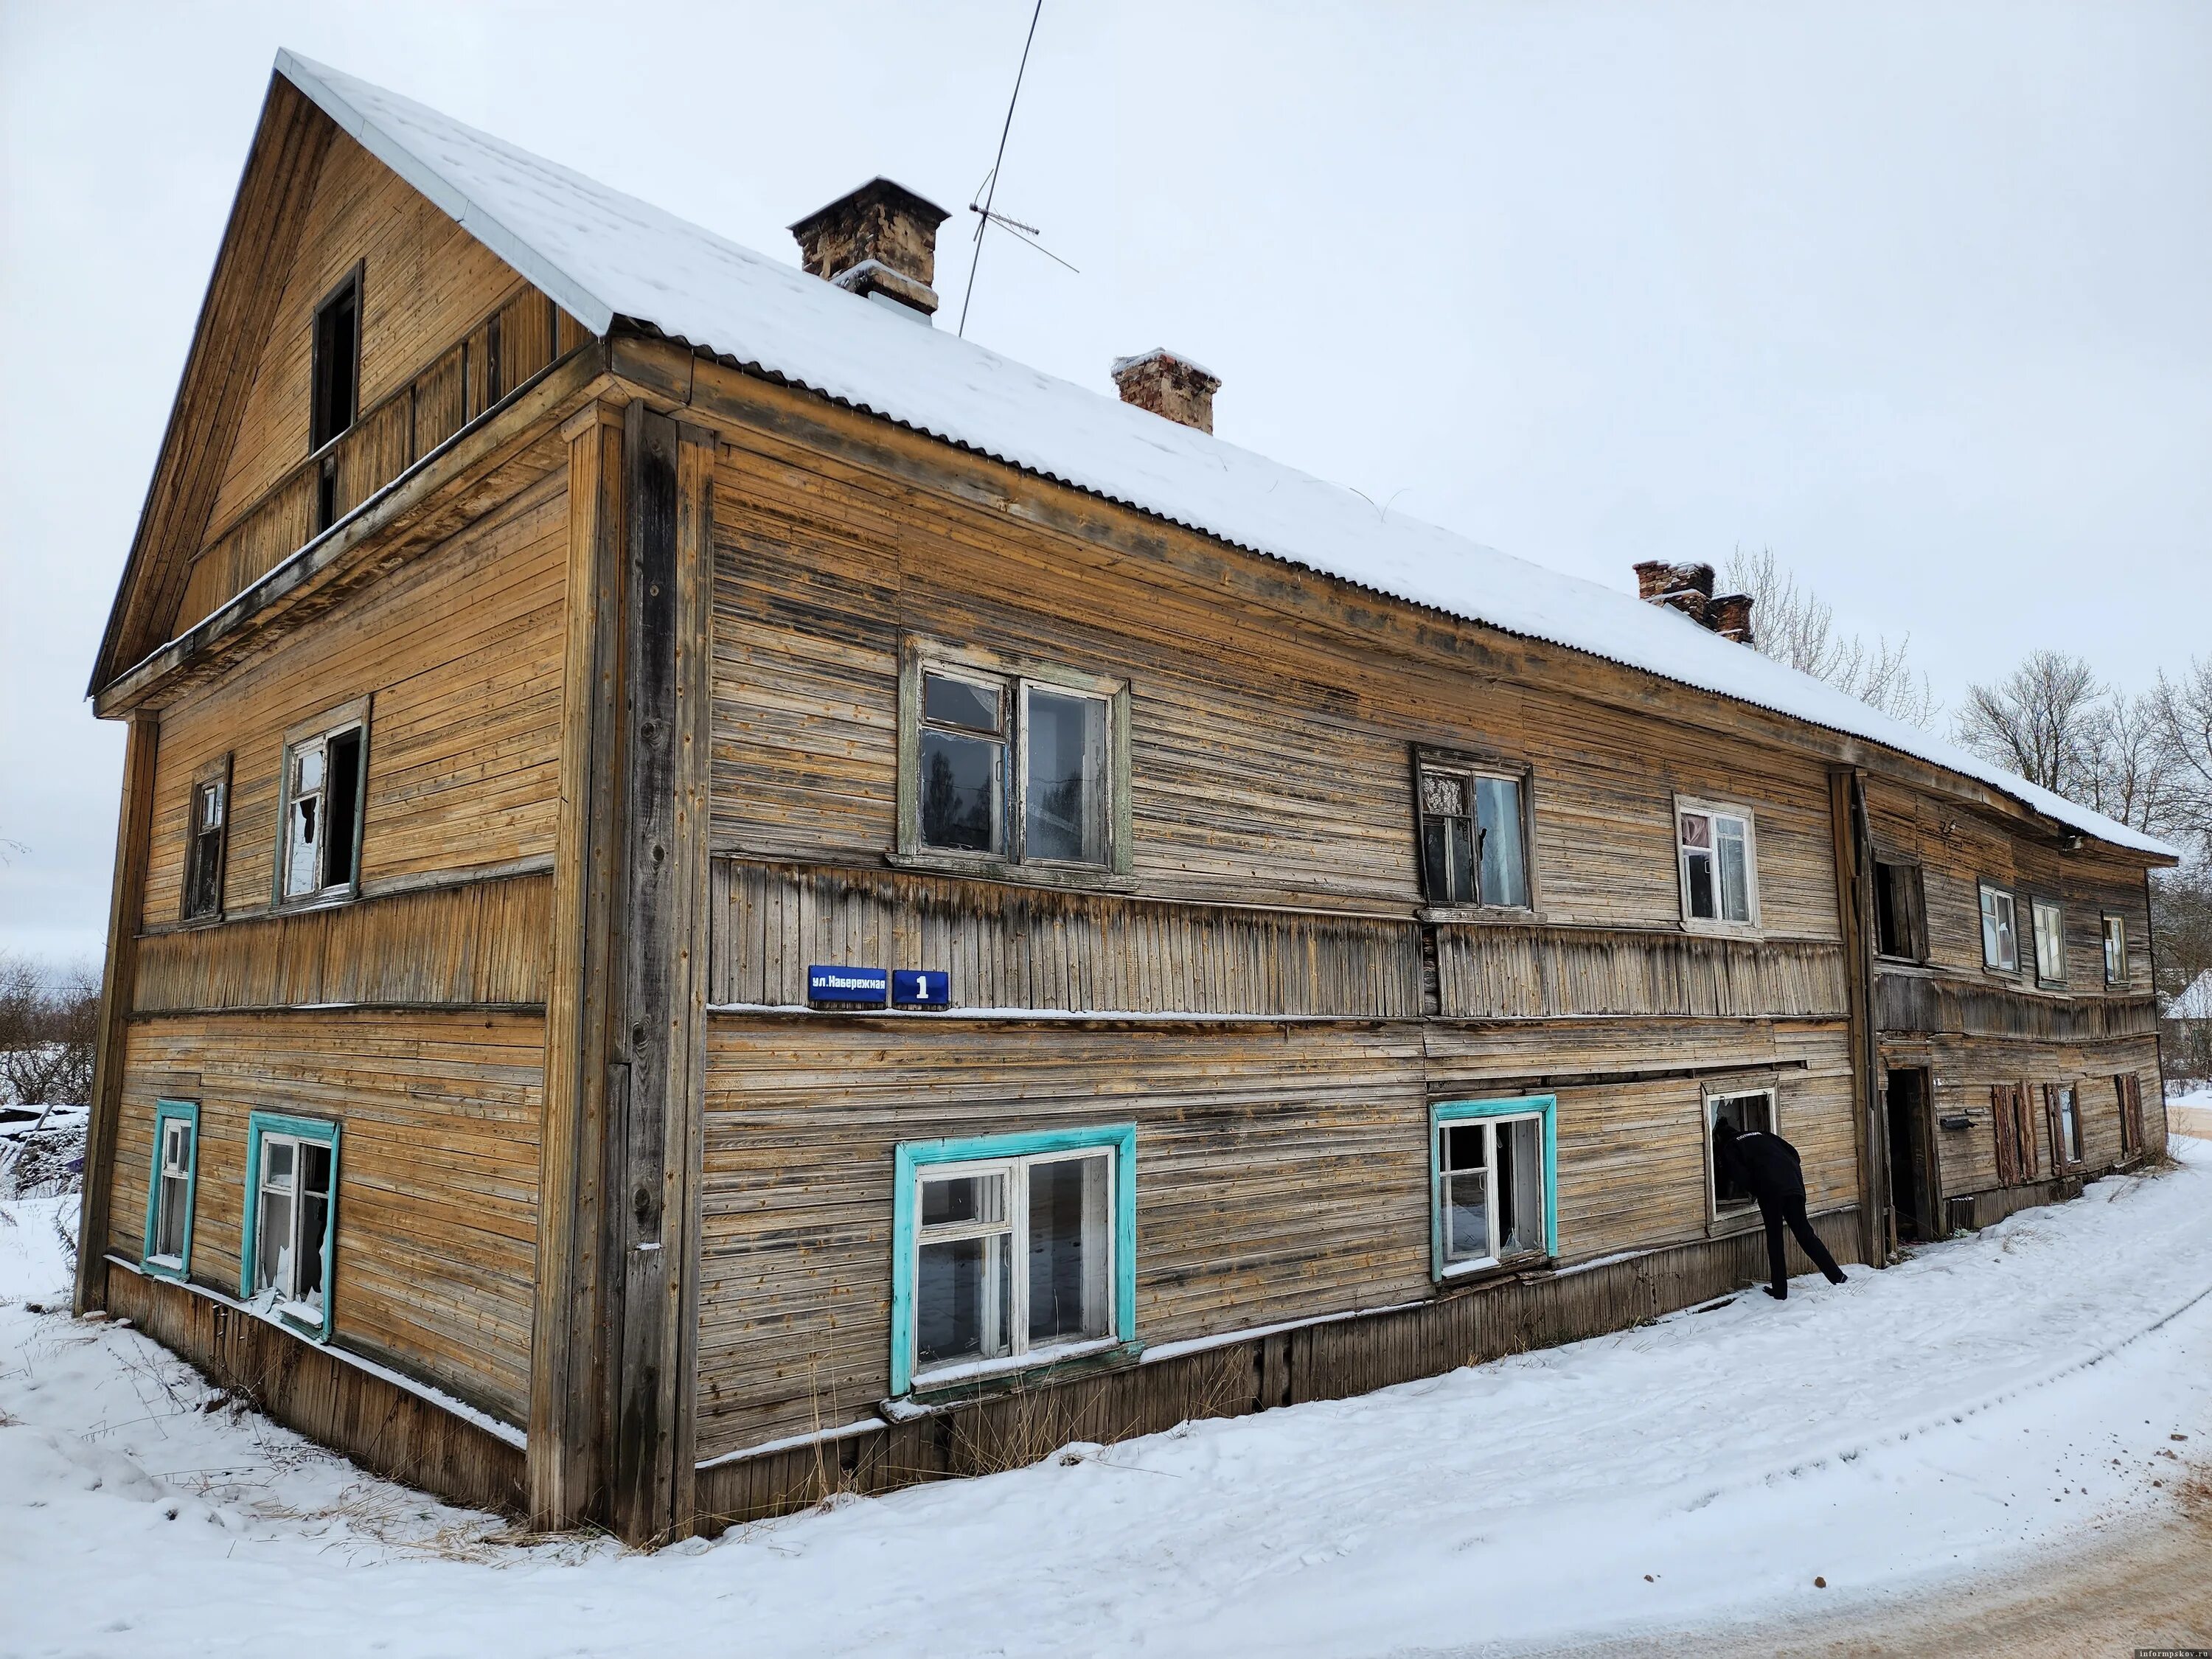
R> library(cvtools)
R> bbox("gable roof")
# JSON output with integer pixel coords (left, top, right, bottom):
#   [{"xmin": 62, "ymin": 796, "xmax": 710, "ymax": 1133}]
[{"xmin": 140, "ymin": 49, "xmax": 2179, "ymax": 860}]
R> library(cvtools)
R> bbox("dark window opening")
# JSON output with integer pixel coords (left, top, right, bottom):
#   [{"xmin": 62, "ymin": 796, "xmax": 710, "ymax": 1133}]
[
  {"xmin": 324, "ymin": 728, "xmax": 363, "ymax": 888},
  {"xmin": 310, "ymin": 271, "xmax": 361, "ymax": 453},
  {"xmin": 183, "ymin": 774, "xmax": 227, "ymax": 920},
  {"xmin": 1874, "ymin": 860, "xmax": 1926, "ymax": 960},
  {"xmin": 484, "ymin": 310, "xmax": 503, "ymax": 405}
]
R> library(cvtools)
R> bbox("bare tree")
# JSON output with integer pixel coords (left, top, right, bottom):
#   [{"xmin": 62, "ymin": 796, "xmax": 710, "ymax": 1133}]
[
  {"xmin": 0, "ymin": 952, "xmax": 100, "ymax": 1108},
  {"xmin": 1722, "ymin": 547, "xmax": 1938, "ymax": 728},
  {"xmin": 1951, "ymin": 650, "xmax": 2105, "ymax": 795},
  {"xmin": 2154, "ymin": 657, "xmax": 2212, "ymax": 851}
]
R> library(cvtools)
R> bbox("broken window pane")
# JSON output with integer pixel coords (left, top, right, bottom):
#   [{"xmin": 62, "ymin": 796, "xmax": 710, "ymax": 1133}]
[
  {"xmin": 1495, "ymin": 1117, "xmax": 1545, "ymax": 1257},
  {"xmin": 1023, "ymin": 688, "xmax": 1107, "ymax": 864},
  {"xmin": 2033, "ymin": 900, "xmax": 2065, "ymax": 984},
  {"xmin": 1980, "ymin": 887, "xmax": 2018, "ymax": 971},
  {"xmin": 1026, "ymin": 1154, "xmax": 1110, "ymax": 1346},
  {"xmin": 2103, "ymin": 916, "xmax": 2126, "ymax": 985},
  {"xmin": 296, "ymin": 1141, "xmax": 333, "ymax": 1310},
  {"xmin": 923, "ymin": 673, "xmax": 1001, "ymax": 734},
  {"xmin": 324, "ymin": 730, "xmax": 362, "ymax": 888},
  {"xmin": 255, "ymin": 1139, "xmax": 296, "ymax": 1297}
]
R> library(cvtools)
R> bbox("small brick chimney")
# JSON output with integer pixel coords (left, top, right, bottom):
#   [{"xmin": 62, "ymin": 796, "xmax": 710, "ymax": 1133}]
[
  {"xmin": 1707, "ymin": 592, "xmax": 1755, "ymax": 646},
  {"xmin": 1632, "ymin": 560, "xmax": 1716, "ymax": 626},
  {"xmin": 790, "ymin": 178, "xmax": 950, "ymax": 323},
  {"xmin": 1110, "ymin": 349, "xmax": 1220, "ymax": 434},
  {"xmin": 1631, "ymin": 561, "xmax": 1754, "ymax": 644}
]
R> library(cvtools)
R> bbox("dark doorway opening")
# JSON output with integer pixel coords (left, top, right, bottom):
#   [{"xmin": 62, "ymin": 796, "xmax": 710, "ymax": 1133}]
[{"xmin": 1885, "ymin": 1068, "xmax": 1935, "ymax": 1244}]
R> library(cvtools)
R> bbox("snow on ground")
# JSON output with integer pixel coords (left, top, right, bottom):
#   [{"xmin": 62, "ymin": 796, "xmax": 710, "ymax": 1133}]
[
  {"xmin": 4, "ymin": 1146, "xmax": 2209, "ymax": 1658},
  {"xmin": 2169, "ymin": 1082, "xmax": 2212, "ymax": 1140}
]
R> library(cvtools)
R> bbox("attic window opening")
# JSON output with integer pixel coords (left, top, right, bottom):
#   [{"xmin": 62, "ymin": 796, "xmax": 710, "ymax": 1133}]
[{"xmin": 310, "ymin": 268, "xmax": 362, "ymax": 454}]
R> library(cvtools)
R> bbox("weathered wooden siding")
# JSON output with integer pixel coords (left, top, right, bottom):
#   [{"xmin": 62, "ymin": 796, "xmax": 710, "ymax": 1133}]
[
  {"xmin": 104, "ymin": 1261, "xmax": 526, "ymax": 1515},
  {"xmin": 135, "ymin": 872, "xmax": 549, "ymax": 1012},
  {"xmin": 202, "ymin": 128, "xmax": 537, "ymax": 546},
  {"xmin": 709, "ymin": 858, "xmax": 1847, "ymax": 1022},
  {"xmin": 1864, "ymin": 779, "xmax": 2153, "ymax": 992},
  {"xmin": 692, "ymin": 1012, "xmax": 1857, "ymax": 1460},
  {"xmin": 141, "ymin": 459, "xmax": 568, "ymax": 928},
  {"xmin": 705, "ymin": 433, "xmax": 1844, "ymax": 937},
  {"xmin": 1879, "ymin": 1032, "xmax": 2164, "ymax": 1201},
  {"xmin": 108, "ymin": 1009, "xmax": 543, "ymax": 1423},
  {"xmin": 693, "ymin": 1204, "xmax": 1863, "ymax": 1529}
]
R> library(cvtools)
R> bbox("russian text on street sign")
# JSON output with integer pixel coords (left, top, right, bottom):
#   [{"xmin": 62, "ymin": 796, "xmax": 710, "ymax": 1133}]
[{"xmin": 807, "ymin": 965, "xmax": 888, "ymax": 1005}]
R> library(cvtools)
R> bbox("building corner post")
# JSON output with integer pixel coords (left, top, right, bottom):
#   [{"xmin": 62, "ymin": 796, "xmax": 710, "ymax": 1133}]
[{"xmin": 1829, "ymin": 765, "xmax": 1888, "ymax": 1267}]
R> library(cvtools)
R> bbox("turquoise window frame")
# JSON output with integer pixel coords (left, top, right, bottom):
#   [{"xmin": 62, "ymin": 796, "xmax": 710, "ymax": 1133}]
[
  {"xmin": 240, "ymin": 1110, "xmax": 341, "ymax": 1342},
  {"xmin": 890, "ymin": 1123, "xmax": 1137, "ymax": 1397},
  {"xmin": 1429, "ymin": 1094, "xmax": 1558, "ymax": 1280},
  {"xmin": 140, "ymin": 1099, "xmax": 201, "ymax": 1281}
]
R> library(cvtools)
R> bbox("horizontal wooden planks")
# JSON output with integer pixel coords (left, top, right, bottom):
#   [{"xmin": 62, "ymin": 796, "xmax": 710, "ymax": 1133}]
[
  {"xmin": 107, "ymin": 1009, "xmax": 544, "ymax": 1423},
  {"xmin": 691, "ymin": 1012, "xmax": 1858, "ymax": 1459},
  {"xmin": 704, "ymin": 431, "xmax": 1846, "ymax": 935},
  {"xmin": 135, "ymin": 872, "xmax": 549, "ymax": 1012},
  {"xmin": 142, "ymin": 460, "xmax": 569, "ymax": 928},
  {"xmin": 204, "ymin": 128, "xmax": 534, "ymax": 543},
  {"xmin": 711, "ymin": 858, "xmax": 1416, "ymax": 1017},
  {"xmin": 710, "ymin": 858, "xmax": 1846, "ymax": 1023},
  {"xmin": 1879, "ymin": 1032, "xmax": 2165, "ymax": 1202}
]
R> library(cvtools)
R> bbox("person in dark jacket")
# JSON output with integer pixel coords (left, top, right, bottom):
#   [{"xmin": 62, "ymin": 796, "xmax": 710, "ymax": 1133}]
[{"xmin": 1712, "ymin": 1119, "xmax": 1849, "ymax": 1300}]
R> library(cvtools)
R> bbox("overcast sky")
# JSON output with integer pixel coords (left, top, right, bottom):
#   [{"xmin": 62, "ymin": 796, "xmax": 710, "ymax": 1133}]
[{"xmin": 3, "ymin": 1, "xmax": 2208, "ymax": 964}]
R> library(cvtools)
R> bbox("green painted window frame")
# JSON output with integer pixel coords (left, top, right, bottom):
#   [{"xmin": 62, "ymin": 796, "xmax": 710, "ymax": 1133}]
[
  {"xmin": 140, "ymin": 1099, "xmax": 201, "ymax": 1281},
  {"xmin": 240, "ymin": 1109, "xmax": 341, "ymax": 1342},
  {"xmin": 1429, "ymin": 1094, "xmax": 1558, "ymax": 1280},
  {"xmin": 890, "ymin": 1123, "xmax": 1138, "ymax": 1397}
]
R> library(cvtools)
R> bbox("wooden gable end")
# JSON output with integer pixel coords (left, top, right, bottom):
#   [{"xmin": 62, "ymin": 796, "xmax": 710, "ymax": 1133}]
[{"xmin": 91, "ymin": 74, "xmax": 582, "ymax": 695}]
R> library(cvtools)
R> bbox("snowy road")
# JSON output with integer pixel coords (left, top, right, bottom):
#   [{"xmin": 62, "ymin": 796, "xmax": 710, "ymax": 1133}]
[{"xmin": 4, "ymin": 1142, "xmax": 2209, "ymax": 1658}]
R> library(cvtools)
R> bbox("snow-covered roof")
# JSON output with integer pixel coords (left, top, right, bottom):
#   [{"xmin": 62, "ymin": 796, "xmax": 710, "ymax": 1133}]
[
  {"xmin": 2166, "ymin": 971, "xmax": 2212, "ymax": 1022},
  {"xmin": 275, "ymin": 49, "xmax": 2177, "ymax": 860}
]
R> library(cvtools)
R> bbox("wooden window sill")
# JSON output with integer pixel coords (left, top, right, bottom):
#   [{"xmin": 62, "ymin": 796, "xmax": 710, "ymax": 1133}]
[
  {"xmin": 1418, "ymin": 905, "xmax": 1541, "ymax": 925},
  {"xmin": 886, "ymin": 1338, "xmax": 1144, "ymax": 1414},
  {"xmin": 885, "ymin": 849, "xmax": 1135, "ymax": 894}
]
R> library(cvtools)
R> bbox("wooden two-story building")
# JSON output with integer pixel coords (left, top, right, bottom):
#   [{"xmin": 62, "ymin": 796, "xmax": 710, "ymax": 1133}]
[{"xmin": 75, "ymin": 52, "xmax": 2177, "ymax": 1545}]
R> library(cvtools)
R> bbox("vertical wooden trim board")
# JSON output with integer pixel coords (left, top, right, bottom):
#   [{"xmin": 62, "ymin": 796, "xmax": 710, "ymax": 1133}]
[
  {"xmin": 1829, "ymin": 765, "xmax": 1886, "ymax": 1265},
  {"xmin": 75, "ymin": 711, "xmax": 159, "ymax": 1315},
  {"xmin": 529, "ymin": 400, "xmax": 626, "ymax": 1529},
  {"xmin": 602, "ymin": 403, "xmax": 713, "ymax": 1545}
]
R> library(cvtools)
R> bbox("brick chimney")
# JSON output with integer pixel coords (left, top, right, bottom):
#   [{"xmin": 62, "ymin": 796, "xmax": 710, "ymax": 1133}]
[
  {"xmin": 1631, "ymin": 560, "xmax": 1716, "ymax": 627},
  {"xmin": 790, "ymin": 178, "xmax": 950, "ymax": 323},
  {"xmin": 1110, "ymin": 349, "xmax": 1220, "ymax": 434},
  {"xmin": 1707, "ymin": 592, "xmax": 1755, "ymax": 645}
]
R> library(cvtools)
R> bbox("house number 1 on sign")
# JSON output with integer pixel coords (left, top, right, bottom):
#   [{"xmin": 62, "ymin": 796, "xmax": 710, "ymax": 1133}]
[{"xmin": 893, "ymin": 970, "xmax": 948, "ymax": 1006}]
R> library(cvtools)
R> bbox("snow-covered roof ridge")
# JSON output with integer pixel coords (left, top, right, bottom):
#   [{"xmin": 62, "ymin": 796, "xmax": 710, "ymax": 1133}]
[{"xmin": 271, "ymin": 49, "xmax": 2177, "ymax": 860}]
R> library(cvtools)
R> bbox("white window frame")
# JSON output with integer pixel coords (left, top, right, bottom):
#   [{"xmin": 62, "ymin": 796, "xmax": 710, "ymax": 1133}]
[
  {"xmin": 141, "ymin": 1099, "xmax": 199, "ymax": 1279},
  {"xmin": 2056, "ymin": 1083, "xmax": 2082, "ymax": 1165},
  {"xmin": 2101, "ymin": 914, "xmax": 2127, "ymax": 987},
  {"xmin": 1432, "ymin": 1107, "xmax": 1552, "ymax": 1277},
  {"xmin": 907, "ymin": 1145, "xmax": 1119, "ymax": 1388},
  {"xmin": 1705, "ymin": 1087, "xmax": 1779, "ymax": 1223},
  {"xmin": 1674, "ymin": 796, "xmax": 1761, "ymax": 933},
  {"xmin": 1979, "ymin": 882, "xmax": 2020, "ymax": 973},
  {"xmin": 275, "ymin": 698, "xmax": 369, "ymax": 907},
  {"xmin": 243, "ymin": 1113, "xmax": 340, "ymax": 1340},
  {"xmin": 2031, "ymin": 898, "xmax": 2066, "ymax": 987}
]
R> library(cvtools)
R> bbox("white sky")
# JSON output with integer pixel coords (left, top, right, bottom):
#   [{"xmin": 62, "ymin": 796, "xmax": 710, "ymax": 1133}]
[{"xmin": 2, "ymin": 1, "xmax": 2208, "ymax": 964}]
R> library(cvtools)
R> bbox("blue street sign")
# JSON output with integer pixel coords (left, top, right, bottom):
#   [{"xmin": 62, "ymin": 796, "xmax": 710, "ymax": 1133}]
[
  {"xmin": 892, "ymin": 969, "xmax": 950, "ymax": 1007},
  {"xmin": 807, "ymin": 964, "xmax": 888, "ymax": 1005}
]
